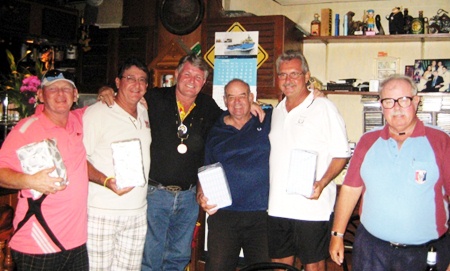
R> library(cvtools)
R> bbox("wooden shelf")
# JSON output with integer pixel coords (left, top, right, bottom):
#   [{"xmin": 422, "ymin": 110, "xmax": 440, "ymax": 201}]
[
  {"xmin": 325, "ymin": 91, "xmax": 379, "ymax": 96},
  {"xmin": 304, "ymin": 33, "xmax": 450, "ymax": 44},
  {"xmin": 325, "ymin": 91, "xmax": 450, "ymax": 97}
]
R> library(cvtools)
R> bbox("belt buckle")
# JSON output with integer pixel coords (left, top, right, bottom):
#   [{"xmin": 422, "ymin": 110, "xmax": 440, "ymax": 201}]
[
  {"xmin": 165, "ymin": 185, "xmax": 182, "ymax": 192},
  {"xmin": 390, "ymin": 242, "xmax": 404, "ymax": 248}
]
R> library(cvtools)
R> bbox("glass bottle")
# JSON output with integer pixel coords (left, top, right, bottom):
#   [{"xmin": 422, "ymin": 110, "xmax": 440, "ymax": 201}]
[
  {"xmin": 311, "ymin": 13, "xmax": 321, "ymax": 36},
  {"xmin": 335, "ymin": 14, "xmax": 340, "ymax": 36},
  {"xmin": 1, "ymin": 94, "xmax": 8, "ymax": 123},
  {"xmin": 424, "ymin": 17, "xmax": 429, "ymax": 34},
  {"xmin": 411, "ymin": 10, "xmax": 425, "ymax": 34},
  {"xmin": 403, "ymin": 8, "xmax": 413, "ymax": 34},
  {"xmin": 425, "ymin": 246, "xmax": 438, "ymax": 271}
]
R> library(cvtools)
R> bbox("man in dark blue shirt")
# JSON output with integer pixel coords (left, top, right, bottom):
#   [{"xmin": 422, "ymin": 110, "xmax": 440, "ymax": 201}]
[{"xmin": 197, "ymin": 78, "xmax": 271, "ymax": 271}]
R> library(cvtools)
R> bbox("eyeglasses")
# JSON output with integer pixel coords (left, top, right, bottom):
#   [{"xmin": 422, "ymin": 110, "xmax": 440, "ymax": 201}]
[
  {"xmin": 121, "ymin": 75, "xmax": 148, "ymax": 85},
  {"xmin": 277, "ymin": 72, "xmax": 304, "ymax": 80},
  {"xmin": 380, "ymin": 96, "xmax": 413, "ymax": 109}
]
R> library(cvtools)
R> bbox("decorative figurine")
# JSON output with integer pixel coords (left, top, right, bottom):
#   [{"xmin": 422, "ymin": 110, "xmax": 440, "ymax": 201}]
[
  {"xmin": 403, "ymin": 8, "xmax": 413, "ymax": 33},
  {"xmin": 346, "ymin": 11, "xmax": 365, "ymax": 35},
  {"xmin": 386, "ymin": 7, "xmax": 405, "ymax": 34},
  {"xmin": 376, "ymin": 14, "xmax": 385, "ymax": 35},
  {"xmin": 429, "ymin": 9, "xmax": 450, "ymax": 33},
  {"xmin": 365, "ymin": 9, "xmax": 375, "ymax": 36}
]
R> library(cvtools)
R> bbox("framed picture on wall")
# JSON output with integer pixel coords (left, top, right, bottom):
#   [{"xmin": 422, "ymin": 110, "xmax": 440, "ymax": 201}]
[
  {"xmin": 414, "ymin": 59, "xmax": 450, "ymax": 92},
  {"xmin": 405, "ymin": 65, "xmax": 415, "ymax": 79},
  {"xmin": 374, "ymin": 56, "xmax": 400, "ymax": 81}
]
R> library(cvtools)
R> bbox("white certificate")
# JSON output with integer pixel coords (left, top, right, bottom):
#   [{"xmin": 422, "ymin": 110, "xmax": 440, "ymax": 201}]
[
  {"xmin": 286, "ymin": 149, "xmax": 318, "ymax": 197},
  {"xmin": 198, "ymin": 162, "xmax": 232, "ymax": 211},
  {"xmin": 111, "ymin": 139, "xmax": 146, "ymax": 189}
]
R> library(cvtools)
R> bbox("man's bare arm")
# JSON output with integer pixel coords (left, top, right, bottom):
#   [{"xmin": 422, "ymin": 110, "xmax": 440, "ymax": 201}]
[{"xmin": 0, "ymin": 167, "xmax": 66, "ymax": 195}]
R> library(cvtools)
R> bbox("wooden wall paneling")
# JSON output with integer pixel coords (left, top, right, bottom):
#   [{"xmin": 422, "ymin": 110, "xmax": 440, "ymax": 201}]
[
  {"xmin": 148, "ymin": 40, "xmax": 189, "ymax": 88},
  {"xmin": 123, "ymin": 0, "xmax": 157, "ymax": 27},
  {"xmin": 155, "ymin": 0, "xmax": 208, "ymax": 60},
  {"xmin": 157, "ymin": 20, "xmax": 202, "ymax": 55},
  {"xmin": 118, "ymin": 26, "xmax": 155, "ymax": 69}
]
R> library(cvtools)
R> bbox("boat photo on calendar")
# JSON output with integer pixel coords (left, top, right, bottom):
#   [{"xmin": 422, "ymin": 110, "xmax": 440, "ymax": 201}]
[{"xmin": 214, "ymin": 31, "xmax": 258, "ymax": 56}]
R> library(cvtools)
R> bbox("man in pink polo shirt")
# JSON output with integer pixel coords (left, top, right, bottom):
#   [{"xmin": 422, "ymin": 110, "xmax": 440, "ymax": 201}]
[{"xmin": 0, "ymin": 70, "xmax": 89, "ymax": 270}]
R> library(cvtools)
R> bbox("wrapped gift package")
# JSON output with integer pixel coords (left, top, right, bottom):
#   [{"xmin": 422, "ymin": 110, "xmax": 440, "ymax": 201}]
[
  {"xmin": 16, "ymin": 138, "xmax": 67, "ymax": 199},
  {"xmin": 198, "ymin": 162, "xmax": 232, "ymax": 211},
  {"xmin": 111, "ymin": 139, "xmax": 146, "ymax": 189}
]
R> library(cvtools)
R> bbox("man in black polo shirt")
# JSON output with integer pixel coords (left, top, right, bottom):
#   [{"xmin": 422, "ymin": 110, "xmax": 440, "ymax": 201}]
[{"xmin": 100, "ymin": 54, "xmax": 264, "ymax": 271}]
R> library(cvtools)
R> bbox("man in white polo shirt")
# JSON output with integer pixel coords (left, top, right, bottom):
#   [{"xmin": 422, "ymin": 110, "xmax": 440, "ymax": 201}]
[{"xmin": 268, "ymin": 50, "xmax": 350, "ymax": 271}]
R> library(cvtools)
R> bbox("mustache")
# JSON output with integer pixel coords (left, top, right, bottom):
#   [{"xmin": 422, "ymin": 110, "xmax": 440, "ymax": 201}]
[
  {"xmin": 283, "ymin": 83, "xmax": 296, "ymax": 88},
  {"xmin": 389, "ymin": 110, "xmax": 404, "ymax": 117}
]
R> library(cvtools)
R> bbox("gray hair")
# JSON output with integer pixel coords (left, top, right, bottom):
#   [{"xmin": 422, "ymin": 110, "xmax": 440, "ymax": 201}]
[
  {"xmin": 176, "ymin": 54, "xmax": 210, "ymax": 79},
  {"xmin": 379, "ymin": 74, "xmax": 418, "ymax": 96},
  {"xmin": 276, "ymin": 50, "xmax": 310, "ymax": 74}
]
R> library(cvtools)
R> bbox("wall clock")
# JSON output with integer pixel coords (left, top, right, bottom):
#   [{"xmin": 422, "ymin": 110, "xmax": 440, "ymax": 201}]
[{"xmin": 160, "ymin": 0, "xmax": 205, "ymax": 35}]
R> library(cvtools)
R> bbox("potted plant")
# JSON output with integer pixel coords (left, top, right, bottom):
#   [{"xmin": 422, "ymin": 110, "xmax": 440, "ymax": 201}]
[{"xmin": 0, "ymin": 49, "xmax": 44, "ymax": 120}]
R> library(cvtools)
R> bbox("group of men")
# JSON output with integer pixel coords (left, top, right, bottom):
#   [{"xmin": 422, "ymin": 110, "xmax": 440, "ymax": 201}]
[
  {"xmin": 0, "ymin": 48, "xmax": 448, "ymax": 271},
  {"xmin": 198, "ymin": 50, "xmax": 350, "ymax": 271}
]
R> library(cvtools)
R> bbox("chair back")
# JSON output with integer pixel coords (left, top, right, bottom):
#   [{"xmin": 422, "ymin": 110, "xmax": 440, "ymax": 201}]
[{"xmin": 240, "ymin": 262, "xmax": 301, "ymax": 271}]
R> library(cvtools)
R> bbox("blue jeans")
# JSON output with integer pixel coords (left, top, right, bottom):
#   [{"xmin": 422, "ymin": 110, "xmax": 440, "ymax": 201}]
[
  {"xmin": 353, "ymin": 224, "xmax": 450, "ymax": 271},
  {"xmin": 142, "ymin": 185, "xmax": 198, "ymax": 271}
]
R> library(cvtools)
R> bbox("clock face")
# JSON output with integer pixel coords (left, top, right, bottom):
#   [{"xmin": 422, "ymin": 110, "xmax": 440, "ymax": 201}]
[
  {"xmin": 160, "ymin": 0, "xmax": 205, "ymax": 35},
  {"xmin": 411, "ymin": 20, "xmax": 423, "ymax": 33}
]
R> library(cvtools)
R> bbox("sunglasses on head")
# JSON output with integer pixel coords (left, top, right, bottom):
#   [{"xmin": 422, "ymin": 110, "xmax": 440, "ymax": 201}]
[{"xmin": 43, "ymin": 70, "xmax": 74, "ymax": 81}]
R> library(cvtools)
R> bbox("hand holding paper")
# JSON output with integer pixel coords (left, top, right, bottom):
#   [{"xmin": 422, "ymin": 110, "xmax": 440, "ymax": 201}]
[
  {"xmin": 30, "ymin": 166, "xmax": 67, "ymax": 195},
  {"xmin": 103, "ymin": 177, "xmax": 134, "ymax": 196},
  {"xmin": 197, "ymin": 190, "xmax": 218, "ymax": 215},
  {"xmin": 197, "ymin": 163, "xmax": 232, "ymax": 212}
]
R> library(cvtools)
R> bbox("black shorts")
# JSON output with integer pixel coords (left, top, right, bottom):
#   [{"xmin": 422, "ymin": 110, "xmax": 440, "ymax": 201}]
[{"xmin": 268, "ymin": 215, "xmax": 332, "ymax": 264}]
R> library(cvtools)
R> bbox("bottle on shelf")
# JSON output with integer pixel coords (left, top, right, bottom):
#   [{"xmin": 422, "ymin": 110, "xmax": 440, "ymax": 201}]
[
  {"xmin": 411, "ymin": 10, "xmax": 425, "ymax": 34},
  {"xmin": 311, "ymin": 13, "xmax": 321, "ymax": 36},
  {"xmin": 335, "ymin": 14, "xmax": 340, "ymax": 36},
  {"xmin": 343, "ymin": 14, "xmax": 348, "ymax": 36},
  {"xmin": 425, "ymin": 246, "xmax": 438, "ymax": 271},
  {"xmin": 403, "ymin": 8, "xmax": 413, "ymax": 34},
  {"xmin": 424, "ymin": 17, "xmax": 429, "ymax": 34}
]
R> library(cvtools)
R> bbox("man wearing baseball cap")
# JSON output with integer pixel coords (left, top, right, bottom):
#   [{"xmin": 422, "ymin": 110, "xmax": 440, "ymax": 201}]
[{"xmin": 0, "ymin": 69, "xmax": 89, "ymax": 270}]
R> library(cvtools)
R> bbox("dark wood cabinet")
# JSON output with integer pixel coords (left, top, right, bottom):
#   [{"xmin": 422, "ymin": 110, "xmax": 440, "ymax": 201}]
[
  {"xmin": 0, "ymin": 0, "xmax": 78, "ymax": 43},
  {"xmin": 201, "ymin": 15, "xmax": 303, "ymax": 100},
  {"xmin": 77, "ymin": 26, "xmax": 109, "ymax": 93},
  {"xmin": 77, "ymin": 26, "xmax": 155, "ymax": 93}
]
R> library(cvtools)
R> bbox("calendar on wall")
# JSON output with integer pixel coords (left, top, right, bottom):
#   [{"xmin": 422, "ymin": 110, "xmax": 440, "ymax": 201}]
[{"xmin": 212, "ymin": 31, "xmax": 258, "ymax": 109}]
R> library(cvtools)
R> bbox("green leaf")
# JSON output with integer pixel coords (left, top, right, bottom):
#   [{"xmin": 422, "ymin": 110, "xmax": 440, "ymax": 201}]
[{"xmin": 5, "ymin": 50, "xmax": 17, "ymax": 72}]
